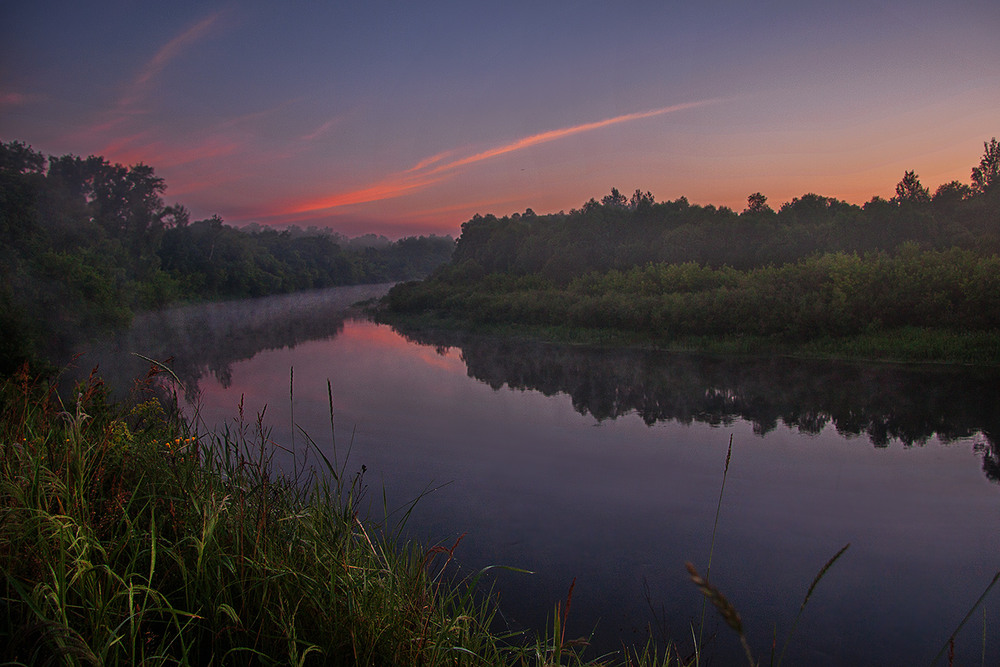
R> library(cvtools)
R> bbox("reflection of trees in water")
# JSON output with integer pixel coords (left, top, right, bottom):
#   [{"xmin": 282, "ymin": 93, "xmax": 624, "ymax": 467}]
[
  {"xmin": 70, "ymin": 285, "xmax": 393, "ymax": 402},
  {"xmin": 982, "ymin": 444, "xmax": 1000, "ymax": 481},
  {"xmin": 391, "ymin": 324, "xmax": 1000, "ymax": 480}
]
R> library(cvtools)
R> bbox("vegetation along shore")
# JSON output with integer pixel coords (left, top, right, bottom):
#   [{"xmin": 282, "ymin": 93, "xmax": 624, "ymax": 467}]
[
  {"xmin": 0, "ymin": 363, "xmax": 730, "ymax": 665},
  {"xmin": 382, "ymin": 138, "xmax": 1000, "ymax": 365},
  {"xmin": 0, "ymin": 140, "xmax": 453, "ymax": 375}
]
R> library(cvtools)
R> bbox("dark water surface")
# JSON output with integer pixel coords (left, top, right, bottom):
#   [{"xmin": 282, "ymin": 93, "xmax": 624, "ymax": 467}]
[{"xmin": 76, "ymin": 285, "xmax": 1000, "ymax": 666}]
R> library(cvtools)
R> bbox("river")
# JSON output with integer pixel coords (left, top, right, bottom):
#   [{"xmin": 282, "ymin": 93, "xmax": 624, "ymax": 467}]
[{"xmin": 73, "ymin": 284, "xmax": 1000, "ymax": 666}]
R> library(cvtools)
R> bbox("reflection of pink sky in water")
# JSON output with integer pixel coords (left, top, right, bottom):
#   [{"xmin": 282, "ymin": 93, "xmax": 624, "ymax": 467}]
[
  {"xmin": 188, "ymin": 320, "xmax": 474, "ymax": 452},
  {"xmin": 337, "ymin": 320, "xmax": 465, "ymax": 374},
  {"xmin": 183, "ymin": 318, "xmax": 1000, "ymax": 665}
]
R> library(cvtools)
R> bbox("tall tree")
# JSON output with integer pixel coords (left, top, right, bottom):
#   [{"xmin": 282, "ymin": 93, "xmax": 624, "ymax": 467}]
[
  {"xmin": 743, "ymin": 192, "xmax": 773, "ymax": 214},
  {"xmin": 0, "ymin": 142, "xmax": 45, "ymax": 246},
  {"xmin": 628, "ymin": 189, "xmax": 655, "ymax": 210},
  {"xmin": 971, "ymin": 137, "xmax": 1000, "ymax": 194},
  {"xmin": 894, "ymin": 170, "xmax": 930, "ymax": 203},
  {"xmin": 601, "ymin": 188, "xmax": 628, "ymax": 208}
]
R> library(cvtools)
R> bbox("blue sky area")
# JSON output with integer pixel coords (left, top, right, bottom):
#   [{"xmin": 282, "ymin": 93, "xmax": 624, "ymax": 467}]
[{"xmin": 3, "ymin": 1, "xmax": 998, "ymax": 237}]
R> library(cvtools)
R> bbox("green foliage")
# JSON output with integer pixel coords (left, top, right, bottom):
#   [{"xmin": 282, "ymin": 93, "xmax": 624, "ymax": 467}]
[
  {"xmin": 387, "ymin": 247, "xmax": 1000, "ymax": 363},
  {"xmin": 0, "ymin": 368, "xmax": 685, "ymax": 666},
  {"xmin": 0, "ymin": 140, "xmax": 455, "ymax": 374},
  {"xmin": 387, "ymin": 139, "xmax": 1000, "ymax": 362},
  {"xmin": 971, "ymin": 137, "xmax": 1000, "ymax": 195},
  {"xmin": 435, "ymin": 140, "xmax": 1000, "ymax": 288}
]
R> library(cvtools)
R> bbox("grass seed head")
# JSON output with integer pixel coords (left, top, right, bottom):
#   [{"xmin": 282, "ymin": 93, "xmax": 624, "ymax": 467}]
[{"xmin": 686, "ymin": 561, "xmax": 744, "ymax": 635}]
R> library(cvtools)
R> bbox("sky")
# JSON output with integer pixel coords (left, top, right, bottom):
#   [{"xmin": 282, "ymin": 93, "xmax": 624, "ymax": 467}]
[{"xmin": 2, "ymin": 1, "xmax": 998, "ymax": 238}]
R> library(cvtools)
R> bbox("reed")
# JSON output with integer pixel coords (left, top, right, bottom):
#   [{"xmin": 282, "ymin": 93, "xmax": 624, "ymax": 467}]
[
  {"xmin": 685, "ymin": 562, "xmax": 754, "ymax": 666},
  {"xmin": 4, "ymin": 364, "xmax": 991, "ymax": 665},
  {"xmin": 685, "ymin": 435, "xmax": 850, "ymax": 667},
  {"xmin": 0, "ymin": 365, "xmax": 510, "ymax": 665},
  {"xmin": 0, "ymin": 364, "xmax": 696, "ymax": 666}
]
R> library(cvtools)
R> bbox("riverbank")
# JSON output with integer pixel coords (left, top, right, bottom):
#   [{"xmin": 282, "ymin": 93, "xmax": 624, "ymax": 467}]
[
  {"xmin": 381, "ymin": 208, "xmax": 1000, "ymax": 367},
  {"xmin": 8, "ymin": 325, "xmax": 999, "ymax": 664},
  {"xmin": 376, "ymin": 308, "xmax": 1000, "ymax": 367},
  {"xmin": 0, "ymin": 365, "xmax": 680, "ymax": 666}
]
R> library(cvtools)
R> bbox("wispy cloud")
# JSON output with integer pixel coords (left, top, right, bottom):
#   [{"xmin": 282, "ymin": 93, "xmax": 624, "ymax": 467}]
[
  {"xmin": 427, "ymin": 100, "xmax": 716, "ymax": 176},
  {"xmin": 0, "ymin": 91, "xmax": 45, "ymax": 108},
  {"xmin": 405, "ymin": 149, "xmax": 458, "ymax": 173},
  {"xmin": 275, "ymin": 99, "xmax": 718, "ymax": 217},
  {"xmin": 129, "ymin": 12, "xmax": 225, "ymax": 97},
  {"xmin": 102, "ymin": 135, "xmax": 240, "ymax": 170},
  {"xmin": 300, "ymin": 117, "xmax": 342, "ymax": 143},
  {"xmin": 73, "ymin": 11, "xmax": 226, "ymax": 147},
  {"xmin": 286, "ymin": 173, "xmax": 446, "ymax": 215},
  {"xmin": 56, "ymin": 9, "xmax": 248, "ymax": 202}
]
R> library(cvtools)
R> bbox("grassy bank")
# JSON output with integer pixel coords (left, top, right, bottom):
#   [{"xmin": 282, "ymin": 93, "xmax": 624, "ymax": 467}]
[
  {"xmin": 379, "ymin": 245, "xmax": 1000, "ymax": 366},
  {"xmin": 4, "ymin": 364, "xmax": 997, "ymax": 665},
  {"xmin": 377, "ymin": 308, "xmax": 1000, "ymax": 366},
  {"xmin": 0, "ymin": 365, "xmax": 685, "ymax": 666}
]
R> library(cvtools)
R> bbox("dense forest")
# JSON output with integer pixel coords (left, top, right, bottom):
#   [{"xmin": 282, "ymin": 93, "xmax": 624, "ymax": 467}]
[
  {"xmin": 384, "ymin": 139, "xmax": 1000, "ymax": 363},
  {"xmin": 0, "ymin": 141, "xmax": 454, "ymax": 374}
]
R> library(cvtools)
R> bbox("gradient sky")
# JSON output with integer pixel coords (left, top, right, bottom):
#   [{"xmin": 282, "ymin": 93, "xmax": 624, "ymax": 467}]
[{"xmin": 2, "ymin": 1, "xmax": 998, "ymax": 238}]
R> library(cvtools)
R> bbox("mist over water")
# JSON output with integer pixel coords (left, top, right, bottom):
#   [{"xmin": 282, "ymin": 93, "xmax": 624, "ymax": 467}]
[
  {"xmin": 74, "ymin": 285, "xmax": 1000, "ymax": 666},
  {"xmin": 67, "ymin": 283, "xmax": 394, "ymax": 401}
]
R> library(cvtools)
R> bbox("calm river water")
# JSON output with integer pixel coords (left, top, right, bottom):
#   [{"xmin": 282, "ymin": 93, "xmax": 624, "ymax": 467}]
[{"xmin": 76, "ymin": 284, "xmax": 1000, "ymax": 666}]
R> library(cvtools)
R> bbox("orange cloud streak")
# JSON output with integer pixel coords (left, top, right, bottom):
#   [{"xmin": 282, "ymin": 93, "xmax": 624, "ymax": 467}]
[
  {"xmin": 429, "ymin": 99, "xmax": 718, "ymax": 175},
  {"xmin": 405, "ymin": 149, "xmax": 457, "ymax": 173},
  {"xmin": 286, "ymin": 174, "xmax": 446, "ymax": 214},
  {"xmin": 274, "ymin": 99, "xmax": 717, "ymax": 218}
]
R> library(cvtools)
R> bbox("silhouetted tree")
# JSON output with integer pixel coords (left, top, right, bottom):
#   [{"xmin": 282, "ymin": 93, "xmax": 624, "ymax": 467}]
[
  {"xmin": 933, "ymin": 180, "xmax": 971, "ymax": 204},
  {"xmin": 743, "ymin": 192, "xmax": 772, "ymax": 214},
  {"xmin": 628, "ymin": 189, "xmax": 654, "ymax": 210},
  {"xmin": 894, "ymin": 170, "xmax": 930, "ymax": 203},
  {"xmin": 0, "ymin": 140, "xmax": 45, "ymax": 175},
  {"xmin": 971, "ymin": 138, "xmax": 999, "ymax": 194},
  {"xmin": 601, "ymin": 188, "xmax": 628, "ymax": 208}
]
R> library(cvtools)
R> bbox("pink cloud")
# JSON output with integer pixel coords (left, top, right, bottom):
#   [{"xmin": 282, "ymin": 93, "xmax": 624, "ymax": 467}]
[
  {"xmin": 427, "ymin": 100, "xmax": 719, "ymax": 176},
  {"xmin": 266, "ymin": 99, "xmax": 719, "ymax": 218},
  {"xmin": 300, "ymin": 117, "xmax": 342, "ymax": 142},
  {"xmin": 0, "ymin": 91, "xmax": 44, "ymax": 107},
  {"xmin": 70, "ymin": 11, "xmax": 226, "ymax": 149},
  {"xmin": 98, "ymin": 133, "xmax": 240, "ymax": 169},
  {"xmin": 277, "ymin": 172, "xmax": 447, "ymax": 216},
  {"xmin": 405, "ymin": 149, "xmax": 458, "ymax": 173},
  {"xmin": 132, "ymin": 12, "xmax": 226, "ymax": 90},
  {"xmin": 97, "ymin": 133, "xmax": 152, "ymax": 160}
]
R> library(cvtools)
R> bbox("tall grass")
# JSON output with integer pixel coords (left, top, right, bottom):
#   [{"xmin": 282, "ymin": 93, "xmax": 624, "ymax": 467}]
[
  {"xmin": 683, "ymin": 434, "xmax": 852, "ymax": 666},
  {"xmin": 0, "ymin": 363, "xmax": 689, "ymax": 666},
  {"xmin": 3, "ymin": 363, "xmax": 992, "ymax": 665},
  {"xmin": 0, "ymin": 364, "xmax": 502, "ymax": 665}
]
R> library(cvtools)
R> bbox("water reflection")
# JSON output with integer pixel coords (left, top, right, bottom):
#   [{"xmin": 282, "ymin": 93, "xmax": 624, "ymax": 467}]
[
  {"xmin": 388, "ymin": 324, "xmax": 1000, "ymax": 480},
  {"xmin": 69, "ymin": 284, "xmax": 393, "ymax": 402},
  {"xmin": 74, "ymin": 284, "xmax": 1000, "ymax": 487},
  {"xmin": 70, "ymin": 288, "xmax": 1000, "ymax": 664}
]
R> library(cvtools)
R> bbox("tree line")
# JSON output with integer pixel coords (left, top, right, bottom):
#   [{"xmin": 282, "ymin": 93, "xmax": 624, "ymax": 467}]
[
  {"xmin": 385, "ymin": 139, "xmax": 1000, "ymax": 361},
  {"xmin": 0, "ymin": 141, "xmax": 455, "ymax": 374}
]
